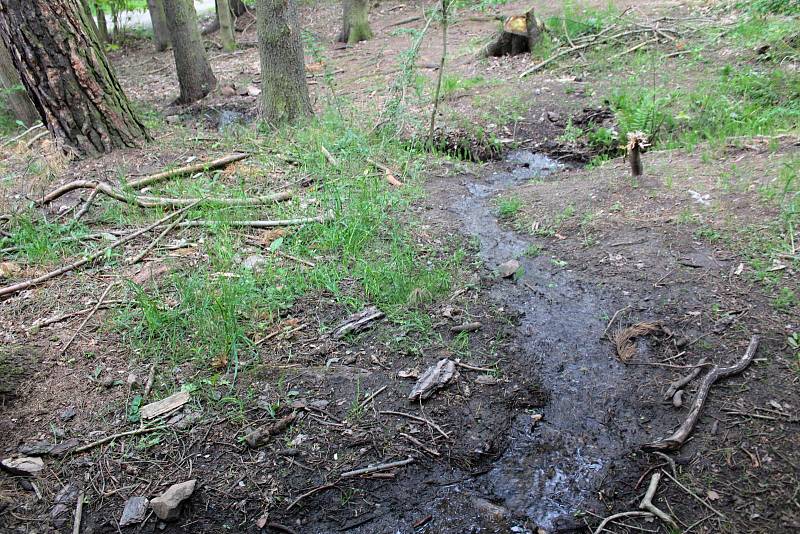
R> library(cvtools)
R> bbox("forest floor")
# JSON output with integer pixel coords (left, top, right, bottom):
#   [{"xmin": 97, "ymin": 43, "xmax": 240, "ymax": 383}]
[{"xmin": 1, "ymin": 0, "xmax": 799, "ymax": 533}]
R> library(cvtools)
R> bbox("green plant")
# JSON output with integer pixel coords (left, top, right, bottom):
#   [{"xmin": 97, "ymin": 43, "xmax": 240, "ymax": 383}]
[
  {"xmin": 497, "ymin": 196, "xmax": 523, "ymax": 219},
  {"xmin": 773, "ymin": 287, "xmax": 798, "ymax": 311},
  {"xmin": 524, "ymin": 244, "xmax": 542, "ymax": 257}
]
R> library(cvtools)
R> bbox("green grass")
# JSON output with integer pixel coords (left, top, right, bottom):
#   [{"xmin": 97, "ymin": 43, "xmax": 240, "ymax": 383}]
[{"xmin": 497, "ymin": 195, "xmax": 522, "ymax": 219}]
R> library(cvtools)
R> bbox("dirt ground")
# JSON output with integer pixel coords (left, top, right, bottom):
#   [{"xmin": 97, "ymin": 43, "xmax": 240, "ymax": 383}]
[{"xmin": 1, "ymin": 0, "xmax": 799, "ymax": 533}]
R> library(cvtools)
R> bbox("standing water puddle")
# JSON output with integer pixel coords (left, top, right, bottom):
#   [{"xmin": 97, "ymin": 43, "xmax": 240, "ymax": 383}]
[{"xmin": 450, "ymin": 151, "xmax": 648, "ymax": 531}]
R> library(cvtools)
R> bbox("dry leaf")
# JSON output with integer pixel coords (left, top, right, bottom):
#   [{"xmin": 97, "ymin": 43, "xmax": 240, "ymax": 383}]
[
  {"xmin": 260, "ymin": 228, "xmax": 286, "ymax": 247},
  {"xmin": 211, "ymin": 353, "xmax": 229, "ymax": 370},
  {"xmin": 706, "ymin": 490, "xmax": 720, "ymax": 501},
  {"xmin": 0, "ymin": 262, "xmax": 22, "ymax": 278}
]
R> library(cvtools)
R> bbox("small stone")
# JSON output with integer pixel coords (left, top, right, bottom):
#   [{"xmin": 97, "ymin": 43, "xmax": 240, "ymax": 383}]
[
  {"xmin": 221, "ymin": 85, "xmax": 236, "ymax": 97},
  {"xmin": 150, "ymin": 480, "xmax": 197, "ymax": 521},
  {"xmin": 1, "ymin": 457, "xmax": 45, "ymax": 476},
  {"xmin": 475, "ymin": 375, "xmax": 498, "ymax": 385},
  {"xmin": 120, "ymin": 496, "xmax": 149, "ymax": 527},
  {"xmin": 18, "ymin": 440, "xmax": 53, "ymax": 456},
  {"xmin": 497, "ymin": 259, "xmax": 521, "ymax": 278},
  {"xmin": 49, "ymin": 438, "xmax": 79, "ymax": 457},
  {"xmin": 241, "ymin": 254, "xmax": 268, "ymax": 272},
  {"xmin": 51, "ymin": 483, "xmax": 78, "ymax": 528},
  {"xmin": 59, "ymin": 406, "xmax": 76, "ymax": 421},
  {"xmin": 246, "ymin": 85, "xmax": 261, "ymax": 97}
]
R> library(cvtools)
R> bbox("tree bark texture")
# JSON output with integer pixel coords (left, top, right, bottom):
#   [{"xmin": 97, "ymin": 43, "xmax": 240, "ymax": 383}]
[
  {"xmin": 337, "ymin": 0, "xmax": 372, "ymax": 44},
  {"xmin": 0, "ymin": 37, "xmax": 38, "ymax": 125},
  {"xmin": 163, "ymin": 0, "xmax": 217, "ymax": 104},
  {"xmin": 147, "ymin": 0, "xmax": 171, "ymax": 52},
  {"xmin": 80, "ymin": 0, "xmax": 101, "ymax": 42},
  {"xmin": 257, "ymin": 0, "xmax": 312, "ymax": 125},
  {"xmin": 0, "ymin": 0, "xmax": 150, "ymax": 156},
  {"xmin": 217, "ymin": 0, "xmax": 236, "ymax": 52}
]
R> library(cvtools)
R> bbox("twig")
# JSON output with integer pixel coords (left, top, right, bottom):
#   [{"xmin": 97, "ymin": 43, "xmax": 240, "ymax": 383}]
[
  {"xmin": 639, "ymin": 472, "xmax": 677, "ymax": 528},
  {"xmin": 176, "ymin": 214, "xmax": 331, "ymax": 229},
  {"xmin": 601, "ymin": 305, "xmax": 631, "ymax": 340},
  {"xmin": 2, "ymin": 122, "xmax": 44, "ymax": 147},
  {"xmin": 383, "ymin": 15, "xmax": 421, "ymax": 29},
  {"xmin": 664, "ymin": 358, "xmax": 707, "ymax": 400},
  {"xmin": 592, "ymin": 511, "xmax": 653, "ymax": 534},
  {"xmin": 428, "ymin": 0, "xmax": 449, "ymax": 145},
  {"xmin": 254, "ymin": 323, "xmax": 307, "ymax": 346},
  {"xmin": 73, "ymin": 186, "xmax": 100, "ymax": 222},
  {"xmin": 72, "ymin": 425, "xmax": 167, "ymax": 454},
  {"xmin": 72, "ymin": 490, "xmax": 85, "ymax": 534},
  {"xmin": 380, "ymin": 410, "xmax": 449, "ymax": 439},
  {"xmin": 39, "ymin": 180, "xmax": 292, "ymax": 208},
  {"xmin": 286, "ymin": 483, "xmax": 337, "ymax": 511},
  {"xmin": 358, "ymin": 385, "xmax": 387, "ymax": 410},
  {"xmin": 127, "ymin": 153, "xmax": 249, "ymax": 189},
  {"xmin": 128, "ymin": 207, "xmax": 193, "ymax": 264},
  {"xmin": 62, "ymin": 281, "xmax": 116, "ymax": 354},
  {"xmin": 143, "ymin": 364, "xmax": 156, "ymax": 399},
  {"xmin": 340, "ymin": 457, "xmax": 414, "ymax": 478},
  {"xmin": 454, "ymin": 360, "xmax": 496, "ymax": 373},
  {"xmin": 607, "ymin": 37, "xmax": 658, "ymax": 61},
  {"xmin": 27, "ymin": 301, "xmax": 125, "ymax": 331},
  {"xmin": 367, "ymin": 158, "xmax": 404, "ymax": 187},
  {"xmin": 320, "ymin": 145, "xmax": 338, "ymax": 166},
  {"xmin": 0, "ymin": 205, "xmax": 193, "ymax": 298},
  {"xmin": 643, "ymin": 335, "xmax": 759, "ymax": 452},
  {"xmin": 275, "ymin": 250, "xmax": 316, "ymax": 267},
  {"xmin": 399, "ymin": 432, "xmax": 440, "ymax": 457},
  {"xmin": 659, "ymin": 469, "xmax": 725, "ymax": 518},
  {"xmin": 25, "ymin": 130, "xmax": 48, "ymax": 148}
]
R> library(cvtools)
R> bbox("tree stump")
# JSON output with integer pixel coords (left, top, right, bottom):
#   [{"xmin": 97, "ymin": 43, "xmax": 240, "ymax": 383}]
[{"xmin": 482, "ymin": 9, "xmax": 543, "ymax": 57}]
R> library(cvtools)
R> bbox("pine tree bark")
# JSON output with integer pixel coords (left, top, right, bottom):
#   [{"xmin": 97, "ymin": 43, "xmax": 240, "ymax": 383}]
[
  {"xmin": 0, "ymin": 0, "xmax": 150, "ymax": 156},
  {"xmin": 218, "ymin": 0, "xmax": 236, "ymax": 52},
  {"xmin": 0, "ymin": 38, "xmax": 38, "ymax": 125},
  {"xmin": 257, "ymin": 0, "xmax": 312, "ymax": 125},
  {"xmin": 163, "ymin": 0, "xmax": 217, "ymax": 104},
  {"xmin": 337, "ymin": 0, "xmax": 372, "ymax": 44},
  {"xmin": 96, "ymin": 8, "xmax": 109, "ymax": 43},
  {"xmin": 147, "ymin": 0, "xmax": 171, "ymax": 52}
]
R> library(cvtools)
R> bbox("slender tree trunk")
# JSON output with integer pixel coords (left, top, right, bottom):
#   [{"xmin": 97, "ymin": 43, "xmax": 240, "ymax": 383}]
[
  {"xmin": 257, "ymin": 0, "xmax": 312, "ymax": 125},
  {"xmin": 96, "ymin": 8, "xmax": 109, "ymax": 43},
  {"xmin": 147, "ymin": 0, "xmax": 171, "ymax": 52},
  {"xmin": 80, "ymin": 0, "xmax": 101, "ymax": 42},
  {"xmin": 218, "ymin": 0, "xmax": 236, "ymax": 52},
  {"xmin": 0, "ymin": 38, "xmax": 39, "ymax": 126},
  {"xmin": 337, "ymin": 0, "xmax": 372, "ymax": 44},
  {"xmin": 163, "ymin": 0, "xmax": 217, "ymax": 104},
  {"xmin": 0, "ymin": 0, "xmax": 150, "ymax": 156},
  {"xmin": 202, "ymin": 0, "xmax": 248, "ymax": 36}
]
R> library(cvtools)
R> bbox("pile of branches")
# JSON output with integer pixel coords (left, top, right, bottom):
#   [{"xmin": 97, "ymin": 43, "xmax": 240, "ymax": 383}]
[{"xmin": 520, "ymin": 11, "xmax": 701, "ymax": 78}]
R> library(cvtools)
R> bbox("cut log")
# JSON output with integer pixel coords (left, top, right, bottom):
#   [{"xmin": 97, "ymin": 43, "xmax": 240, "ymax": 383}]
[{"xmin": 481, "ymin": 9, "xmax": 543, "ymax": 57}]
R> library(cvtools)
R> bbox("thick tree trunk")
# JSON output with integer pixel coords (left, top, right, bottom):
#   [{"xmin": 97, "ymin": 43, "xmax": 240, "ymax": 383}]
[
  {"xmin": 163, "ymin": 0, "xmax": 217, "ymax": 104},
  {"xmin": 147, "ymin": 0, "xmax": 171, "ymax": 52},
  {"xmin": 0, "ymin": 39, "xmax": 39, "ymax": 126},
  {"xmin": 96, "ymin": 8, "xmax": 109, "ymax": 43},
  {"xmin": 337, "ymin": 0, "xmax": 372, "ymax": 44},
  {"xmin": 218, "ymin": 0, "xmax": 236, "ymax": 52},
  {"xmin": 257, "ymin": 0, "xmax": 312, "ymax": 125},
  {"xmin": 0, "ymin": 0, "xmax": 150, "ymax": 156}
]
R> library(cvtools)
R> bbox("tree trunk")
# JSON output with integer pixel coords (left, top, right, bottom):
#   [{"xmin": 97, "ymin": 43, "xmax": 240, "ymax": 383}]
[
  {"xmin": 337, "ymin": 0, "xmax": 372, "ymax": 44},
  {"xmin": 0, "ymin": 0, "xmax": 150, "ymax": 156},
  {"xmin": 257, "ymin": 0, "xmax": 312, "ymax": 125},
  {"xmin": 0, "ymin": 38, "xmax": 39, "ymax": 126},
  {"xmin": 218, "ymin": 0, "xmax": 236, "ymax": 52},
  {"xmin": 147, "ymin": 0, "xmax": 171, "ymax": 52},
  {"xmin": 96, "ymin": 8, "xmax": 109, "ymax": 43},
  {"xmin": 163, "ymin": 0, "xmax": 217, "ymax": 104},
  {"xmin": 202, "ymin": 0, "xmax": 248, "ymax": 36},
  {"xmin": 80, "ymin": 0, "xmax": 101, "ymax": 42}
]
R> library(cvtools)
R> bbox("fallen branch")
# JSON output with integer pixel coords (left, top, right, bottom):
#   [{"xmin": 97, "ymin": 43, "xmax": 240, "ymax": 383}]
[
  {"xmin": 176, "ymin": 214, "xmax": 330, "ymax": 229},
  {"xmin": 27, "ymin": 300, "xmax": 125, "ymax": 331},
  {"xmin": 286, "ymin": 483, "xmax": 337, "ymax": 511},
  {"xmin": 73, "ymin": 186, "xmax": 100, "ymax": 221},
  {"xmin": 367, "ymin": 158, "xmax": 404, "ymax": 187},
  {"xmin": 660, "ymin": 469, "xmax": 725, "ymax": 518},
  {"xmin": 128, "ymin": 206, "xmax": 193, "ymax": 264},
  {"xmin": 340, "ymin": 457, "xmax": 414, "ymax": 478},
  {"xmin": 592, "ymin": 511, "xmax": 653, "ymax": 534},
  {"xmin": 39, "ymin": 180, "xmax": 292, "ymax": 208},
  {"xmin": 639, "ymin": 472, "xmax": 677, "ymax": 529},
  {"xmin": 2, "ymin": 122, "xmax": 44, "ymax": 147},
  {"xmin": 320, "ymin": 145, "xmax": 338, "ymax": 166},
  {"xmin": 72, "ymin": 490, "xmax": 85, "ymax": 534},
  {"xmin": 0, "ymin": 205, "xmax": 192, "ymax": 298},
  {"xmin": 643, "ymin": 335, "xmax": 759, "ymax": 452},
  {"xmin": 127, "ymin": 153, "xmax": 249, "ymax": 189},
  {"xmin": 383, "ymin": 15, "xmax": 421, "ymax": 29},
  {"xmin": 379, "ymin": 410, "xmax": 449, "ymax": 439}
]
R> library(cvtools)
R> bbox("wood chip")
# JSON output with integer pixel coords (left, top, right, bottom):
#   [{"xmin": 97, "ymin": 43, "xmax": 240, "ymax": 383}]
[{"xmin": 140, "ymin": 391, "xmax": 190, "ymax": 420}]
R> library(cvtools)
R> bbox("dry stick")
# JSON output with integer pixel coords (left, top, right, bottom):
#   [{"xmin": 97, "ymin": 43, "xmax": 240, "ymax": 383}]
[
  {"xmin": 2, "ymin": 122, "xmax": 44, "ymax": 147},
  {"xmin": 659, "ymin": 469, "xmax": 725, "ymax": 518},
  {"xmin": 286, "ymin": 483, "xmax": 337, "ymax": 511},
  {"xmin": 427, "ymin": 0, "xmax": 449, "ymax": 145},
  {"xmin": 592, "ymin": 511, "xmax": 653, "ymax": 534},
  {"xmin": 383, "ymin": 15, "xmax": 421, "ymax": 29},
  {"xmin": 254, "ymin": 323, "xmax": 306, "ymax": 346},
  {"xmin": 176, "ymin": 214, "xmax": 331, "ymax": 229},
  {"xmin": 62, "ymin": 281, "xmax": 116, "ymax": 354},
  {"xmin": 340, "ymin": 457, "xmax": 414, "ymax": 478},
  {"xmin": 639, "ymin": 472, "xmax": 677, "ymax": 529},
  {"xmin": 73, "ymin": 186, "xmax": 99, "ymax": 221},
  {"xmin": 366, "ymin": 158, "xmax": 404, "ymax": 187},
  {"xmin": 601, "ymin": 305, "xmax": 631, "ymax": 340},
  {"xmin": 72, "ymin": 425, "xmax": 168, "ymax": 454},
  {"xmin": 643, "ymin": 335, "xmax": 760, "ymax": 452},
  {"xmin": 27, "ymin": 301, "xmax": 126, "ymax": 331},
  {"xmin": 320, "ymin": 145, "xmax": 338, "ymax": 167},
  {"xmin": 607, "ymin": 37, "xmax": 658, "ymax": 61},
  {"xmin": 0, "ymin": 205, "xmax": 192, "ymax": 298},
  {"xmin": 128, "ymin": 206, "xmax": 194, "ymax": 264},
  {"xmin": 664, "ymin": 358, "xmax": 707, "ymax": 400},
  {"xmin": 455, "ymin": 360, "xmax": 495, "ymax": 373},
  {"xmin": 400, "ymin": 432, "xmax": 440, "ymax": 457},
  {"xmin": 127, "ymin": 153, "xmax": 249, "ymax": 189},
  {"xmin": 379, "ymin": 410, "xmax": 449, "ymax": 439},
  {"xmin": 25, "ymin": 130, "xmax": 49, "ymax": 148},
  {"xmin": 358, "ymin": 385, "xmax": 387, "ymax": 410},
  {"xmin": 39, "ymin": 180, "xmax": 292, "ymax": 208},
  {"xmin": 143, "ymin": 364, "xmax": 157, "ymax": 399},
  {"xmin": 72, "ymin": 490, "xmax": 85, "ymax": 534}
]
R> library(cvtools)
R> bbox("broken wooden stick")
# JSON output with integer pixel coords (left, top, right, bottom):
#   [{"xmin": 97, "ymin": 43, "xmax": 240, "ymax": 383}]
[
  {"xmin": 643, "ymin": 335, "xmax": 759, "ymax": 452},
  {"xmin": 176, "ymin": 214, "xmax": 330, "ymax": 229},
  {"xmin": 127, "ymin": 153, "xmax": 249, "ymax": 189},
  {"xmin": 0, "ymin": 206, "xmax": 192, "ymax": 298},
  {"xmin": 367, "ymin": 158, "xmax": 404, "ymax": 187},
  {"xmin": 320, "ymin": 145, "xmax": 338, "ymax": 166},
  {"xmin": 340, "ymin": 457, "xmax": 414, "ymax": 478},
  {"xmin": 639, "ymin": 472, "xmax": 677, "ymax": 529},
  {"xmin": 39, "ymin": 180, "xmax": 292, "ymax": 208},
  {"xmin": 128, "ymin": 206, "xmax": 193, "ymax": 264},
  {"xmin": 73, "ymin": 186, "xmax": 99, "ymax": 221},
  {"xmin": 72, "ymin": 425, "xmax": 168, "ymax": 454},
  {"xmin": 592, "ymin": 511, "xmax": 653, "ymax": 534},
  {"xmin": 72, "ymin": 490, "xmax": 85, "ymax": 534},
  {"xmin": 664, "ymin": 357, "xmax": 707, "ymax": 400}
]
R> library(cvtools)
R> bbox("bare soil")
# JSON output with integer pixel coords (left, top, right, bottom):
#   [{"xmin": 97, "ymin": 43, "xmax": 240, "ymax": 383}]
[{"xmin": 1, "ymin": 1, "xmax": 799, "ymax": 533}]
